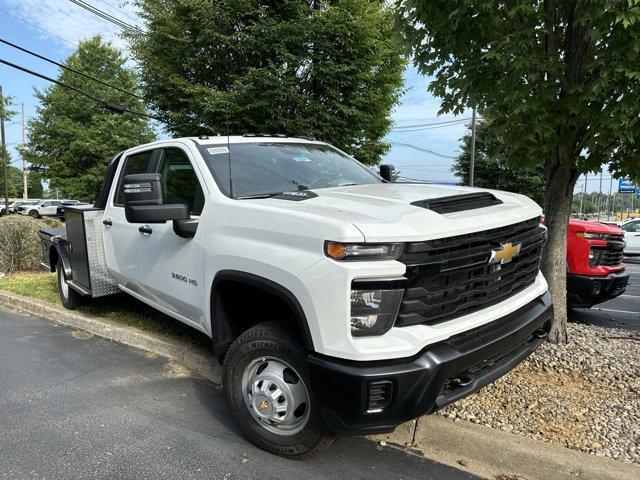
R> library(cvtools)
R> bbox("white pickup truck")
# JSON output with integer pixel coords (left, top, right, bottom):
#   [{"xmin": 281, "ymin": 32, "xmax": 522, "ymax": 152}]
[
  {"xmin": 18, "ymin": 199, "xmax": 63, "ymax": 218},
  {"xmin": 39, "ymin": 135, "xmax": 552, "ymax": 458}
]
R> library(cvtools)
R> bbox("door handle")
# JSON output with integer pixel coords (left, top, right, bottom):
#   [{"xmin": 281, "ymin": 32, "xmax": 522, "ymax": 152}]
[
  {"xmin": 138, "ymin": 226, "xmax": 153, "ymax": 235},
  {"xmin": 103, "ymin": 219, "xmax": 113, "ymax": 226}
]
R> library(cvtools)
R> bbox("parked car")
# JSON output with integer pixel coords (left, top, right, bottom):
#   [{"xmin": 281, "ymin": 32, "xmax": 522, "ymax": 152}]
[
  {"xmin": 39, "ymin": 136, "xmax": 552, "ymax": 458},
  {"xmin": 0, "ymin": 199, "xmax": 40, "ymax": 216},
  {"xmin": 620, "ymin": 219, "xmax": 640, "ymax": 255},
  {"xmin": 18, "ymin": 199, "xmax": 63, "ymax": 218},
  {"xmin": 56, "ymin": 200, "xmax": 90, "ymax": 220},
  {"xmin": 566, "ymin": 219, "xmax": 628, "ymax": 308}
]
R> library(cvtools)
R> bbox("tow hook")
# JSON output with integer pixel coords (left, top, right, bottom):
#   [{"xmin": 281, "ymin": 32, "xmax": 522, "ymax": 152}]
[
  {"xmin": 451, "ymin": 375, "xmax": 472, "ymax": 388},
  {"xmin": 533, "ymin": 328, "xmax": 548, "ymax": 339}
]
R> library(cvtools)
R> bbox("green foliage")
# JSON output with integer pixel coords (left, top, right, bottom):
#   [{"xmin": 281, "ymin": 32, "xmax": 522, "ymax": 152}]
[
  {"xmin": 129, "ymin": 0, "xmax": 405, "ymax": 164},
  {"xmin": 0, "ymin": 93, "xmax": 16, "ymax": 121},
  {"xmin": 23, "ymin": 37, "xmax": 155, "ymax": 201},
  {"xmin": 0, "ymin": 162, "xmax": 25, "ymax": 198},
  {"xmin": 0, "ymin": 148, "xmax": 42, "ymax": 199},
  {"xmin": 452, "ymin": 121, "xmax": 546, "ymax": 207},
  {"xmin": 395, "ymin": 0, "xmax": 640, "ymax": 179},
  {"xmin": 27, "ymin": 171, "xmax": 44, "ymax": 198}
]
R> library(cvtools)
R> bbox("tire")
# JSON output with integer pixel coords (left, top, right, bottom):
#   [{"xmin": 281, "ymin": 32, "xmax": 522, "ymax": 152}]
[
  {"xmin": 57, "ymin": 260, "xmax": 83, "ymax": 310},
  {"xmin": 28, "ymin": 210, "xmax": 40, "ymax": 218},
  {"xmin": 223, "ymin": 322, "xmax": 333, "ymax": 459}
]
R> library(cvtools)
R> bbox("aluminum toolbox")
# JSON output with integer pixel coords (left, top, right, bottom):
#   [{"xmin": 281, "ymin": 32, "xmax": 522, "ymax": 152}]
[{"xmin": 58, "ymin": 206, "xmax": 119, "ymax": 298}]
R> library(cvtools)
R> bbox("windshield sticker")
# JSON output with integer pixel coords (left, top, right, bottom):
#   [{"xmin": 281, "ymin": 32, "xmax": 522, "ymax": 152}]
[
  {"xmin": 293, "ymin": 156, "xmax": 311, "ymax": 162},
  {"xmin": 207, "ymin": 146, "xmax": 230, "ymax": 155}
]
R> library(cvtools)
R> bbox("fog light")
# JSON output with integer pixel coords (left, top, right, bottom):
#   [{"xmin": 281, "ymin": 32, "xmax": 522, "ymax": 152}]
[
  {"xmin": 350, "ymin": 289, "xmax": 403, "ymax": 337},
  {"xmin": 591, "ymin": 281, "xmax": 601, "ymax": 296}
]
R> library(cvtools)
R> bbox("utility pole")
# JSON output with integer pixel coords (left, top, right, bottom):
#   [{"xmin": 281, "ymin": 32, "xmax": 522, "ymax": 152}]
[
  {"xmin": 0, "ymin": 85, "xmax": 9, "ymax": 211},
  {"xmin": 578, "ymin": 178, "xmax": 583, "ymax": 217},
  {"xmin": 469, "ymin": 106, "xmax": 476, "ymax": 187},
  {"xmin": 597, "ymin": 171, "xmax": 603, "ymax": 222},
  {"xmin": 605, "ymin": 176, "xmax": 613, "ymax": 221},
  {"xmin": 21, "ymin": 102, "xmax": 27, "ymax": 199},
  {"xmin": 579, "ymin": 174, "xmax": 587, "ymax": 218}
]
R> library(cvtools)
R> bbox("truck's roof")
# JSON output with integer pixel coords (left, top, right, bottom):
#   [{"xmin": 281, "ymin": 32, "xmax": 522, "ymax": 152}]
[{"xmin": 134, "ymin": 135, "xmax": 326, "ymax": 149}]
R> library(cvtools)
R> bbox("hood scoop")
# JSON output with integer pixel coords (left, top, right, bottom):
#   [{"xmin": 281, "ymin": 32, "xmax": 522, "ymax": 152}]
[{"xmin": 411, "ymin": 192, "xmax": 503, "ymax": 214}]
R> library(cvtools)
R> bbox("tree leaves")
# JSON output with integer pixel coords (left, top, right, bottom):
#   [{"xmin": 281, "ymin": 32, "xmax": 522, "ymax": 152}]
[
  {"xmin": 22, "ymin": 37, "xmax": 155, "ymax": 202},
  {"xmin": 129, "ymin": 0, "xmax": 405, "ymax": 164},
  {"xmin": 394, "ymin": 0, "xmax": 640, "ymax": 179}
]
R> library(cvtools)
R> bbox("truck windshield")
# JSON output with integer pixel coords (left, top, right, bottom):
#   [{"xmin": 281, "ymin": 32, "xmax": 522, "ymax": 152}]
[{"xmin": 198, "ymin": 142, "xmax": 381, "ymax": 198}]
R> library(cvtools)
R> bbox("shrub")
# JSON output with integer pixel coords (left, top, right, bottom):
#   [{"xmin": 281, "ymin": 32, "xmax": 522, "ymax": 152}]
[{"xmin": 0, "ymin": 216, "xmax": 59, "ymax": 273}]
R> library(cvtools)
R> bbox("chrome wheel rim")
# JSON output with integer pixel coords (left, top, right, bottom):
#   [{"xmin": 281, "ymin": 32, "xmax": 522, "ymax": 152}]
[
  {"xmin": 241, "ymin": 356, "xmax": 310, "ymax": 436},
  {"xmin": 59, "ymin": 270, "xmax": 69, "ymax": 299}
]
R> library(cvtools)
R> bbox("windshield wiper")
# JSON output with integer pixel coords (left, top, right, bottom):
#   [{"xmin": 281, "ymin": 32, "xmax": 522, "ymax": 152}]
[{"xmin": 236, "ymin": 192, "xmax": 285, "ymax": 200}]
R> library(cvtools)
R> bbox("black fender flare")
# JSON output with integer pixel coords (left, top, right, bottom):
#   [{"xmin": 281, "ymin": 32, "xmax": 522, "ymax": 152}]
[
  {"xmin": 210, "ymin": 270, "xmax": 314, "ymax": 355},
  {"xmin": 49, "ymin": 240, "xmax": 72, "ymax": 280}
]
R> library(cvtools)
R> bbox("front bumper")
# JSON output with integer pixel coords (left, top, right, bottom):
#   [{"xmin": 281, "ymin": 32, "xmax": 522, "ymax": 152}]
[
  {"xmin": 566, "ymin": 270, "xmax": 629, "ymax": 308},
  {"xmin": 307, "ymin": 292, "xmax": 553, "ymax": 435}
]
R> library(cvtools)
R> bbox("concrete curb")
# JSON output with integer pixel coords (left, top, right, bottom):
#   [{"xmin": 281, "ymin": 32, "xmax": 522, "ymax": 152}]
[
  {"xmin": 372, "ymin": 416, "xmax": 639, "ymax": 480},
  {"xmin": 0, "ymin": 290, "xmax": 222, "ymax": 385},
  {"xmin": 2, "ymin": 289, "xmax": 637, "ymax": 478}
]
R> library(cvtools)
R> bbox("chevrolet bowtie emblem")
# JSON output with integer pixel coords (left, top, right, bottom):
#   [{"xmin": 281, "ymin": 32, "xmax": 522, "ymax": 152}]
[
  {"xmin": 489, "ymin": 242, "xmax": 521, "ymax": 265},
  {"xmin": 258, "ymin": 400, "xmax": 269, "ymax": 411}
]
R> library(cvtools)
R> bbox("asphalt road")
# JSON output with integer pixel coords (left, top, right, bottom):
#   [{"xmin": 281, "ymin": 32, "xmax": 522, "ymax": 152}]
[
  {"xmin": 0, "ymin": 307, "xmax": 477, "ymax": 480},
  {"xmin": 569, "ymin": 256, "xmax": 640, "ymax": 330}
]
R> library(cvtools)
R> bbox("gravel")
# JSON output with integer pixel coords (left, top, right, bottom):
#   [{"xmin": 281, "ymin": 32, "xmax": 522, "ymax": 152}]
[{"xmin": 438, "ymin": 323, "xmax": 640, "ymax": 464}]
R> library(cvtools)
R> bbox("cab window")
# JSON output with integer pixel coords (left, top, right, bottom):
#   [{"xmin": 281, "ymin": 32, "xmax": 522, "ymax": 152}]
[
  {"xmin": 622, "ymin": 221, "xmax": 640, "ymax": 233},
  {"xmin": 159, "ymin": 148, "xmax": 205, "ymax": 216}
]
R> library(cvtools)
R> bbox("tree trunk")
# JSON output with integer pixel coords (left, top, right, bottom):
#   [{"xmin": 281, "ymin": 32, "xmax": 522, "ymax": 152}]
[{"xmin": 541, "ymin": 156, "xmax": 579, "ymax": 344}]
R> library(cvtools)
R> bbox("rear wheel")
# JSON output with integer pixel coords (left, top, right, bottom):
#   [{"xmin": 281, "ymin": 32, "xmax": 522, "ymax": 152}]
[
  {"xmin": 222, "ymin": 322, "xmax": 333, "ymax": 458},
  {"xmin": 57, "ymin": 260, "xmax": 83, "ymax": 310}
]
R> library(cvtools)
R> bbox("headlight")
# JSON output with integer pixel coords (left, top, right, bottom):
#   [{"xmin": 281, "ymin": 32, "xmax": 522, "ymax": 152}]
[
  {"xmin": 325, "ymin": 241, "xmax": 403, "ymax": 261},
  {"xmin": 350, "ymin": 289, "xmax": 403, "ymax": 337},
  {"xmin": 576, "ymin": 231, "xmax": 605, "ymax": 239}
]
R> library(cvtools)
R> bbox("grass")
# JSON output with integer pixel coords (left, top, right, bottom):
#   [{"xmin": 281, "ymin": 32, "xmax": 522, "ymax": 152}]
[{"xmin": 0, "ymin": 271, "xmax": 211, "ymax": 348}]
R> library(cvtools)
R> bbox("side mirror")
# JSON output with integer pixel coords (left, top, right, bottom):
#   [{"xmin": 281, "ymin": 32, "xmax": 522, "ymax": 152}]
[
  {"xmin": 380, "ymin": 164, "xmax": 394, "ymax": 182},
  {"xmin": 123, "ymin": 173, "xmax": 189, "ymax": 223}
]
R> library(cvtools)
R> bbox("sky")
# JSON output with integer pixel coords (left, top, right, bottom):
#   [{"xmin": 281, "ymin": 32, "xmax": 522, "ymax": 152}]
[{"xmin": 0, "ymin": 0, "xmax": 614, "ymax": 194}]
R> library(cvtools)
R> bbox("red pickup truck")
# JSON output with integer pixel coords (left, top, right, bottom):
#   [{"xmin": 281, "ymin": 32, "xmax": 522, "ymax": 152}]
[{"xmin": 566, "ymin": 219, "xmax": 629, "ymax": 308}]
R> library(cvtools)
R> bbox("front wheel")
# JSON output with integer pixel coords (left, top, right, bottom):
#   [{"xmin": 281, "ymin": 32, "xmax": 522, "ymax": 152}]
[
  {"xmin": 28, "ymin": 210, "xmax": 40, "ymax": 218},
  {"xmin": 57, "ymin": 261, "xmax": 83, "ymax": 310},
  {"xmin": 223, "ymin": 322, "xmax": 333, "ymax": 458}
]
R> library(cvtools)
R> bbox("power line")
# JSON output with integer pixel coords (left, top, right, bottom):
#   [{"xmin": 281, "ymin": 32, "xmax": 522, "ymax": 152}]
[
  {"xmin": 0, "ymin": 37, "xmax": 143, "ymax": 100},
  {"xmin": 389, "ymin": 141, "xmax": 457, "ymax": 159},
  {"xmin": 393, "ymin": 117, "xmax": 466, "ymax": 126},
  {"xmin": 0, "ymin": 58, "xmax": 156, "ymax": 120},
  {"xmin": 0, "ymin": 7, "xmax": 78, "ymax": 47},
  {"xmin": 392, "ymin": 118, "xmax": 472, "ymax": 131},
  {"xmin": 94, "ymin": 0, "xmax": 144, "ymax": 27},
  {"xmin": 392, "ymin": 122, "xmax": 470, "ymax": 133},
  {"xmin": 66, "ymin": 0, "xmax": 143, "ymax": 34}
]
